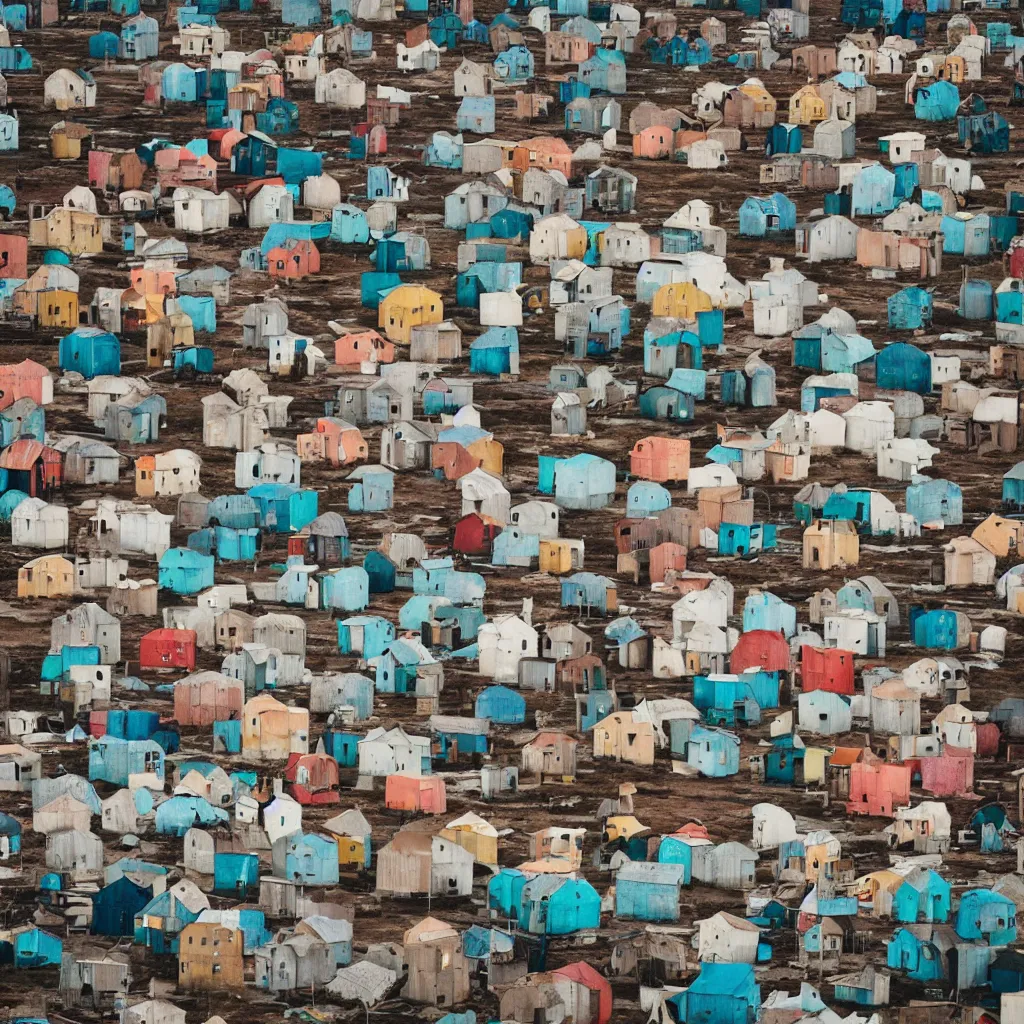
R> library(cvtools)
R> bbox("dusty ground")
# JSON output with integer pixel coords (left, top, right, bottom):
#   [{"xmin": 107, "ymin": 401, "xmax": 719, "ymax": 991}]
[{"xmin": 0, "ymin": 0, "xmax": 1023, "ymax": 1020}]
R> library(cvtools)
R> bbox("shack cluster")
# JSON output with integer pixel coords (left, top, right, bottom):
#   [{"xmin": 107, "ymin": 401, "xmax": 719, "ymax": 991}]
[{"xmin": 6, "ymin": 0, "xmax": 1024, "ymax": 1022}]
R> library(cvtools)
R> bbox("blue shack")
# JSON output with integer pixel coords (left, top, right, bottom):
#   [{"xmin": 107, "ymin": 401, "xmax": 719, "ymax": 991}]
[
  {"xmin": 1004, "ymin": 462, "xmax": 1024, "ymax": 509},
  {"xmin": 375, "ymin": 639, "xmax": 422, "ymax": 694},
  {"xmin": 887, "ymin": 927, "xmax": 945, "ymax": 982},
  {"xmin": 580, "ymin": 49, "xmax": 626, "ymax": 93},
  {"xmin": 432, "ymin": 715, "xmax": 490, "ymax": 757},
  {"xmin": 338, "ymin": 615, "xmax": 394, "ymax": 659},
  {"xmin": 615, "ymin": 861, "xmax": 685, "ymax": 921},
  {"xmin": 330, "ymin": 203, "xmax": 370, "ymax": 244},
  {"xmin": 906, "ymin": 477, "xmax": 962, "ymax": 526},
  {"xmin": 489, "ymin": 867, "xmax": 530, "ymax": 920},
  {"xmin": 154, "ymin": 795, "xmax": 229, "ymax": 837},
  {"xmin": 955, "ymin": 889, "xmax": 1017, "ymax": 945},
  {"xmin": 177, "ymin": 294, "xmax": 216, "ymax": 332},
  {"xmin": 282, "ymin": 0, "xmax": 320, "ymax": 23},
  {"xmin": 738, "ymin": 193, "xmax": 796, "ymax": 237},
  {"xmin": 89, "ymin": 736, "xmax": 164, "ymax": 786},
  {"xmin": 256, "ymin": 97, "xmax": 299, "ymax": 136},
  {"xmin": 92, "ymin": 876, "xmax": 152, "ymax": 936},
  {"xmin": 912, "ymin": 608, "xmax": 966, "ymax": 651},
  {"xmin": 347, "ymin": 466, "xmax": 394, "ymax": 513},
  {"xmin": 362, "ymin": 551, "xmax": 396, "ymax": 593},
  {"xmin": 765, "ymin": 734, "xmax": 804, "ymax": 784},
  {"xmin": 958, "ymin": 107, "xmax": 1009, "ymax": 154},
  {"xmin": 208, "ymin": 493, "xmax": 261, "ymax": 530},
  {"xmin": 0, "ymin": 400, "xmax": 44, "ymax": 445},
  {"xmin": 743, "ymin": 592, "xmax": 795, "ymax": 637},
  {"xmin": 561, "ymin": 572, "xmax": 616, "ymax": 614},
  {"xmin": 686, "ymin": 725, "xmax": 741, "ymax": 777},
  {"xmin": 765, "ymin": 123, "xmax": 803, "ymax": 157},
  {"xmin": 875, "ymin": 341, "xmax": 931, "ymax": 394},
  {"xmin": 321, "ymin": 730, "xmax": 359, "ymax": 767},
  {"xmin": 493, "ymin": 44, "xmax": 534, "ymax": 82},
  {"xmin": 187, "ymin": 525, "xmax": 259, "ymax": 562},
  {"xmin": 644, "ymin": 328, "xmax": 701, "ymax": 375},
  {"xmin": 120, "ymin": 14, "xmax": 160, "ymax": 59},
  {"xmin": 135, "ymin": 885, "xmax": 206, "ymax": 953},
  {"xmin": 915, "ymin": 81, "xmax": 959, "ymax": 121},
  {"xmin": 888, "ymin": 286, "xmax": 933, "ymax": 330},
  {"xmin": 58, "ymin": 327, "xmax": 120, "ymax": 380},
  {"xmin": 457, "ymin": 96, "xmax": 495, "ymax": 134},
  {"xmin": 213, "ymin": 852, "xmax": 260, "ymax": 896},
  {"xmin": 248, "ymin": 482, "xmax": 318, "ymax": 531},
  {"xmin": 669, "ymin": 963, "xmax": 760, "ymax": 1024},
  {"xmin": 320, "ymin": 566, "xmax": 370, "ymax": 612},
  {"xmin": 272, "ymin": 832, "xmax": 340, "ymax": 885},
  {"xmin": 475, "ymin": 684, "xmax": 525, "ymax": 724},
  {"xmin": 469, "ymin": 326, "xmax": 519, "ymax": 375},
  {"xmin": 162, "ymin": 63, "xmax": 204, "ymax": 103},
  {"xmin": 554, "ymin": 452, "xmax": 616, "ymax": 510},
  {"xmin": 10, "ymin": 929, "xmax": 62, "ymax": 968},
  {"xmin": 0, "ymin": 811, "xmax": 22, "ymax": 856},
  {"xmin": 88, "ymin": 30, "xmax": 120, "ymax": 58},
  {"xmin": 892, "ymin": 869, "xmax": 950, "ymax": 923},
  {"xmin": 719, "ymin": 523, "xmax": 776, "ymax": 556},
  {"xmin": 158, "ymin": 547, "xmax": 215, "ymax": 595},
  {"xmin": 626, "ymin": 480, "xmax": 671, "ymax": 518},
  {"xmin": 852, "ymin": 164, "xmax": 896, "ymax": 216},
  {"xmin": 959, "ymin": 278, "xmax": 994, "ymax": 320},
  {"xmin": 518, "ymin": 875, "xmax": 601, "ymax": 935},
  {"xmin": 942, "ymin": 212, "xmax": 990, "ymax": 257},
  {"xmin": 639, "ymin": 385, "xmax": 695, "ymax": 422}
]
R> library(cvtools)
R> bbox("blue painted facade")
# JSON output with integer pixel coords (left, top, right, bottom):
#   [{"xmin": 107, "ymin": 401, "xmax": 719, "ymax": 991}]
[
  {"xmin": 92, "ymin": 876, "xmax": 151, "ymax": 936},
  {"xmin": 615, "ymin": 862, "xmax": 685, "ymax": 921},
  {"xmin": 906, "ymin": 478, "xmax": 962, "ymax": 526},
  {"xmin": 888, "ymin": 286, "xmax": 932, "ymax": 329},
  {"xmin": 914, "ymin": 81, "xmax": 959, "ymax": 121},
  {"xmin": 158, "ymin": 547, "xmax": 215, "ymax": 594},
  {"xmin": 475, "ymin": 684, "xmax": 526, "ymax": 723},
  {"xmin": 875, "ymin": 341, "xmax": 931, "ymax": 394},
  {"xmin": 669, "ymin": 963, "xmax": 760, "ymax": 1024},
  {"xmin": 738, "ymin": 193, "xmax": 796, "ymax": 236},
  {"xmin": 89, "ymin": 736, "xmax": 165, "ymax": 786},
  {"xmin": 58, "ymin": 327, "xmax": 120, "ymax": 379},
  {"xmin": 213, "ymin": 852, "xmax": 260, "ymax": 896}
]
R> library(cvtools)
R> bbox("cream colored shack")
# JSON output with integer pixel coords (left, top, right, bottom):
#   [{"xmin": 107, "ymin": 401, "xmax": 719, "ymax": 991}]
[
  {"xmin": 592, "ymin": 712, "xmax": 655, "ymax": 765},
  {"xmin": 241, "ymin": 693, "xmax": 309, "ymax": 760},
  {"xmin": 802, "ymin": 519, "xmax": 859, "ymax": 571}
]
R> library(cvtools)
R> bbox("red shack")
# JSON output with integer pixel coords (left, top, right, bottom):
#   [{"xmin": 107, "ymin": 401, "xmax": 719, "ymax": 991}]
[
  {"xmin": 630, "ymin": 436, "xmax": 690, "ymax": 483},
  {"xmin": 139, "ymin": 628, "xmax": 197, "ymax": 671},
  {"xmin": 919, "ymin": 748, "xmax": 974, "ymax": 797},
  {"xmin": 553, "ymin": 962, "xmax": 612, "ymax": 1024},
  {"xmin": 385, "ymin": 773, "xmax": 447, "ymax": 814},
  {"xmin": 333, "ymin": 328, "xmax": 395, "ymax": 370},
  {"xmin": 846, "ymin": 761, "xmax": 911, "ymax": 817},
  {"xmin": 0, "ymin": 234, "xmax": 28, "ymax": 280},
  {"xmin": 432, "ymin": 441, "xmax": 480, "ymax": 481},
  {"xmin": 0, "ymin": 359, "xmax": 52, "ymax": 410},
  {"xmin": 730, "ymin": 629, "xmax": 792, "ymax": 677},
  {"xmin": 267, "ymin": 239, "xmax": 320, "ymax": 280},
  {"xmin": 0, "ymin": 439, "xmax": 63, "ymax": 497},
  {"xmin": 800, "ymin": 646, "xmax": 854, "ymax": 696},
  {"xmin": 453, "ymin": 511, "xmax": 502, "ymax": 556},
  {"xmin": 649, "ymin": 541, "xmax": 687, "ymax": 583},
  {"xmin": 285, "ymin": 752, "xmax": 341, "ymax": 805}
]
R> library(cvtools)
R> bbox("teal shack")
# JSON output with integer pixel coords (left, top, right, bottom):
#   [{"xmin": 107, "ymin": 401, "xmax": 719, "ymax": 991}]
[
  {"xmin": 614, "ymin": 861, "xmax": 685, "ymax": 921},
  {"xmin": 58, "ymin": 327, "xmax": 120, "ymax": 379},
  {"xmin": 668, "ymin": 963, "xmax": 760, "ymax": 1024},
  {"xmin": 518, "ymin": 875, "xmax": 601, "ymax": 935}
]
